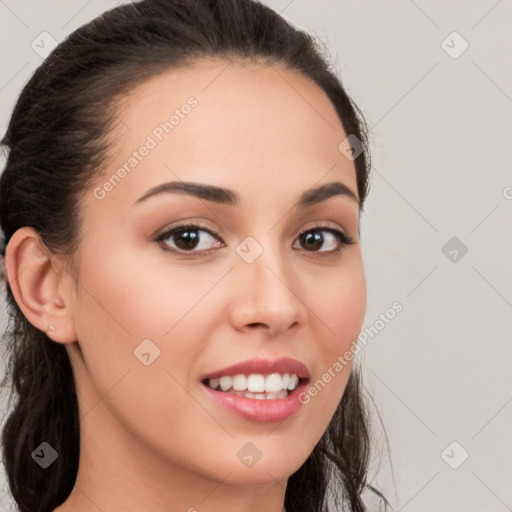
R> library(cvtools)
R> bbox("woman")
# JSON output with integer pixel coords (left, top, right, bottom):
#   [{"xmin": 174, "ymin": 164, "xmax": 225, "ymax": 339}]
[{"xmin": 0, "ymin": 0, "xmax": 390, "ymax": 510}]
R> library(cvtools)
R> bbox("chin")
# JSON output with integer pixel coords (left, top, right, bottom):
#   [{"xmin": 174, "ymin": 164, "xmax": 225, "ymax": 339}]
[{"xmin": 215, "ymin": 451, "xmax": 309, "ymax": 486}]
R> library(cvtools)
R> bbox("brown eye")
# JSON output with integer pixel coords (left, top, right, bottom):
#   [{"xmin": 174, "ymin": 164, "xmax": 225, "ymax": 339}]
[
  {"xmin": 155, "ymin": 223, "xmax": 354, "ymax": 257},
  {"xmin": 294, "ymin": 228, "xmax": 354, "ymax": 254},
  {"xmin": 156, "ymin": 223, "xmax": 224, "ymax": 253}
]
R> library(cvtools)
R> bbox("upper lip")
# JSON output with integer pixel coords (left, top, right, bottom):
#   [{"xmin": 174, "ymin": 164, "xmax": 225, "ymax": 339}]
[{"xmin": 202, "ymin": 357, "xmax": 310, "ymax": 380}]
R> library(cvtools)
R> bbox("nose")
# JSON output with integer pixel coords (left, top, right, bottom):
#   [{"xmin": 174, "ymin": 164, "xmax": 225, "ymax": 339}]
[{"xmin": 228, "ymin": 243, "xmax": 308, "ymax": 337}]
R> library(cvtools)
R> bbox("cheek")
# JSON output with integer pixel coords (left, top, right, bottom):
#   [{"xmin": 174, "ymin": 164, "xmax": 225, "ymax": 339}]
[
  {"xmin": 298, "ymin": 259, "xmax": 366, "ymax": 422},
  {"xmin": 308, "ymin": 258, "xmax": 367, "ymax": 355},
  {"xmin": 69, "ymin": 246, "xmax": 219, "ymax": 469},
  {"xmin": 70, "ymin": 243, "xmax": 207, "ymax": 413},
  {"xmin": 76, "ymin": 241, "xmax": 220, "ymax": 339}
]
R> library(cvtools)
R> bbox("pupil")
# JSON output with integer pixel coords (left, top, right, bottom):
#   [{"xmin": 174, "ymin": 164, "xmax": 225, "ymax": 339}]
[
  {"xmin": 175, "ymin": 229, "xmax": 199, "ymax": 250},
  {"xmin": 302, "ymin": 231, "xmax": 323, "ymax": 250}
]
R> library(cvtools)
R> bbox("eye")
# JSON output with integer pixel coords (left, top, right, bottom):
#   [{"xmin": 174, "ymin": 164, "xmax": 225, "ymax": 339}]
[
  {"xmin": 293, "ymin": 227, "xmax": 355, "ymax": 255},
  {"xmin": 155, "ymin": 223, "xmax": 224, "ymax": 253},
  {"xmin": 154, "ymin": 222, "xmax": 355, "ymax": 256}
]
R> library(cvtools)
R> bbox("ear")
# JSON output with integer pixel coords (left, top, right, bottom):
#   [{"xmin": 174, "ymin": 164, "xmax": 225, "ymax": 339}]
[{"xmin": 5, "ymin": 227, "xmax": 77, "ymax": 344}]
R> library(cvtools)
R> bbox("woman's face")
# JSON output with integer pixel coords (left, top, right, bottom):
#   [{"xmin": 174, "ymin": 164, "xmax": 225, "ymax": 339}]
[{"xmin": 65, "ymin": 59, "xmax": 366, "ymax": 489}]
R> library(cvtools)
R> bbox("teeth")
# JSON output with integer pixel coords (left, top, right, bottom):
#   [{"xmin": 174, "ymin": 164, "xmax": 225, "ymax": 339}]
[
  {"xmin": 229, "ymin": 389, "xmax": 289, "ymax": 400},
  {"xmin": 206, "ymin": 372, "xmax": 301, "ymax": 394},
  {"xmin": 265, "ymin": 373, "xmax": 284, "ymax": 393},
  {"xmin": 288, "ymin": 374, "xmax": 299, "ymax": 390},
  {"xmin": 232, "ymin": 374, "xmax": 247, "ymax": 391},
  {"xmin": 219, "ymin": 376, "xmax": 232, "ymax": 392},
  {"xmin": 247, "ymin": 374, "xmax": 265, "ymax": 392}
]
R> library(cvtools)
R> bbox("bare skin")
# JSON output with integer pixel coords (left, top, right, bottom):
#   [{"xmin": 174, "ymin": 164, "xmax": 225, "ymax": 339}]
[{"xmin": 6, "ymin": 58, "xmax": 366, "ymax": 512}]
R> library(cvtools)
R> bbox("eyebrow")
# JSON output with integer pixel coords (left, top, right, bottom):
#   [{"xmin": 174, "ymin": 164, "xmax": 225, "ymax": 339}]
[{"xmin": 135, "ymin": 180, "xmax": 360, "ymax": 207}]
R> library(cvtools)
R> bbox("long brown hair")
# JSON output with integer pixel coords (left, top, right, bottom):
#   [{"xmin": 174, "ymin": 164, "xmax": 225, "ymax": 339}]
[{"xmin": 0, "ymin": 1, "xmax": 390, "ymax": 510}]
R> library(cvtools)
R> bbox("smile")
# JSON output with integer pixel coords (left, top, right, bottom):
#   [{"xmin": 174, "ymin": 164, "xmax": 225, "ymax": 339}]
[
  {"xmin": 201, "ymin": 358, "xmax": 310, "ymax": 422},
  {"xmin": 204, "ymin": 372, "xmax": 301, "ymax": 400}
]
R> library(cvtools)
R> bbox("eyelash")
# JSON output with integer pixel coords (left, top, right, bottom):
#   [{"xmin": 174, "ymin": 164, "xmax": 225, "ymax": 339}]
[{"xmin": 154, "ymin": 222, "xmax": 356, "ymax": 257}]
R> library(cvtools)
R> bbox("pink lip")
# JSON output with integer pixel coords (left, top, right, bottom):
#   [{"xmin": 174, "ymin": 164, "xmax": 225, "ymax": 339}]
[
  {"xmin": 202, "ymin": 357, "xmax": 310, "ymax": 380},
  {"xmin": 202, "ymin": 379, "xmax": 308, "ymax": 423},
  {"xmin": 201, "ymin": 358, "xmax": 310, "ymax": 423}
]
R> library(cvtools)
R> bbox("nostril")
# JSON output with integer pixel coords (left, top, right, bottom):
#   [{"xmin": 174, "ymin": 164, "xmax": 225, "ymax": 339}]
[{"xmin": 248, "ymin": 322, "xmax": 266, "ymax": 328}]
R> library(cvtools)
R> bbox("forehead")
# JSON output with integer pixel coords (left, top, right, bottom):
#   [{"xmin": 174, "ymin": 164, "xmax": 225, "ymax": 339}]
[{"xmin": 89, "ymin": 58, "xmax": 358, "ymax": 213}]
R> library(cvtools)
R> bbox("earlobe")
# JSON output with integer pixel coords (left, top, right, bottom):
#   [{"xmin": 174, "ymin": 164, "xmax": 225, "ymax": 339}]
[{"xmin": 5, "ymin": 227, "xmax": 77, "ymax": 344}]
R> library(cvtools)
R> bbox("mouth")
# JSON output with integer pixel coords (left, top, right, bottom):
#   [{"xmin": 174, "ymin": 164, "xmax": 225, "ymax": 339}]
[
  {"xmin": 201, "ymin": 372, "xmax": 308, "ymax": 400},
  {"xmin": 200, "ymin": 358, "xmax": 310, "ymax": 422}
]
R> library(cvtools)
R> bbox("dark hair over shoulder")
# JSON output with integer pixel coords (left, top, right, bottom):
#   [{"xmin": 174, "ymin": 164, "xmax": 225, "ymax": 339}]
[{"xmin": 0, "ymin": 1, "xmax": 390, "ymax": 511}]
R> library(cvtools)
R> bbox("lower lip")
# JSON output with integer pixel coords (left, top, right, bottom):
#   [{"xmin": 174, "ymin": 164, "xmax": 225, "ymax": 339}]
[{"xmin": 202, "ymin": 381, "xmax": 308, "ymax": 423}]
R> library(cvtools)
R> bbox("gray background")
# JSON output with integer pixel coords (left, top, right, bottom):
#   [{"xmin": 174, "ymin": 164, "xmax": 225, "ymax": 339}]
[{"xmin": 1, "ymin": 1, "xmax": 511, "ymax": 510}]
